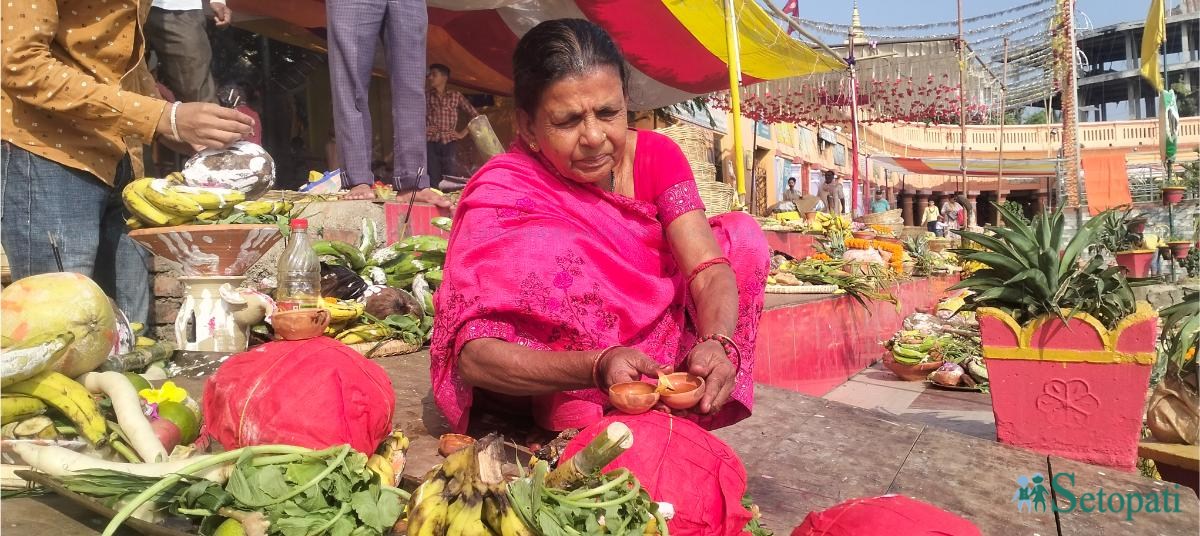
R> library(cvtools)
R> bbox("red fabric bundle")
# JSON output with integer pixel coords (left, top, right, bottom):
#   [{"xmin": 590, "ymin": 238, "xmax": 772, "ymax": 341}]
[
  {"xmin": 560, "ymin": 412, "xmax": 753, "ymax": 536},
  {"xmin": 201, "ymin": 337, "xmax": 395, "ymax": 454},
  {"xmin": 791, "ymin": 495, "xmax": 981, "ymax": 536}
]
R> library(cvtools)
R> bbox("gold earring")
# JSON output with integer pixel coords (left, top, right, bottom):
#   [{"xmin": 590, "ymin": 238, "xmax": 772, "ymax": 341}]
[{"xmin": 529, "ymin": 141, "xmax": 539, "ymax": 152}]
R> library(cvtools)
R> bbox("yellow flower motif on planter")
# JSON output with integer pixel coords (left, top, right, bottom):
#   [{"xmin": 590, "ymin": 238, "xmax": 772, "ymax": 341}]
[
  {"xmin": 139, "ymin": 381, "xmax": 188, "ymax": 405},
  {"xmin": 1186, "ymin": 346, "xmax": 1196, "ymax": 362}
]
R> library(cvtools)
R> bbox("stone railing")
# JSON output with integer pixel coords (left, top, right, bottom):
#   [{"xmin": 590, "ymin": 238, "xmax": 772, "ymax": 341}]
[{"xmin": 864, "ymin": 116, "xmax": 1200, "ymax": 155}]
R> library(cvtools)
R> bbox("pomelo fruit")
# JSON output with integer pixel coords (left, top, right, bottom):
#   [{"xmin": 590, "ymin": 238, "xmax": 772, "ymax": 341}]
[
  {"xmin": 1, "ymin": 273, "xmax": 116, "ymax": 377},
  {"xmin": 156, "ymin": 401, "xmax": 199, "ymax": 444}
]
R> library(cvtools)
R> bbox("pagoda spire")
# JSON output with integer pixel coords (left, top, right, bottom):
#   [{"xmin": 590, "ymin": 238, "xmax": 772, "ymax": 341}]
[{"xmin": 850, "ymin": 1, "xmax": 867, "ymax": 44}]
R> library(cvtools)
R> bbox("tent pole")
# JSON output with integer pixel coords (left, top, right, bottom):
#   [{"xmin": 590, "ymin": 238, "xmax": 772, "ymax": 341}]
[
  {"xmin": 957, "ymin": 0, "xmax": 967, "ymax": 196},
  {"xmin": 997, "ymin": 37, "xmax": 1008, "ymax": 224},
  {"xmin": 724, "ymin": 0, "xmax": 746, "ymax": 199},
  {"xmin": 848, "ymin": 31, "xmax": 862, "ymax": 217}
]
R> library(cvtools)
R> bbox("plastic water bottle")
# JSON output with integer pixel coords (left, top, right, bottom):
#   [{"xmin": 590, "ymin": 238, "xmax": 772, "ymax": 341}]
[{"xmin": 276, "ymin": 218, "xmax": 321, "ymax": 311}]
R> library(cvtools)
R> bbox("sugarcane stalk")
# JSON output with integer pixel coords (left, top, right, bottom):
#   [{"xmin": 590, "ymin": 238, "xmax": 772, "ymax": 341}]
[{"xmin": 544, "ymin": 422, "xmax": 632, "ymax": 490}]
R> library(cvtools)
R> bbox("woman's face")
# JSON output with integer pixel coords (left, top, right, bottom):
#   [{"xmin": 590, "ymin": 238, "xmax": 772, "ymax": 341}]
[{"xmin": 517, "ymin": 67, "xmax": 628, "ymax": 184}]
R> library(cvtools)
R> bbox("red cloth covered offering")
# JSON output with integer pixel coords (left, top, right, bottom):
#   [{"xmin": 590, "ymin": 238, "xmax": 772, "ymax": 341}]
[
  {"xmin": 560, "ymin": 412, "xmax": 754, "ymax": 536},
  {"xmin": 202, "ymin": 337, "xmax": 394, "ymax": 454},
  {"xmin": 791, "ymin": 495, "xmax": 981, "ymax": 536}
]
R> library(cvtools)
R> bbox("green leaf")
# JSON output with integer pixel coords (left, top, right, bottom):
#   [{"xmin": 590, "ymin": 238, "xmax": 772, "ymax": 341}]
[
  {"xmin": 964, "ymin": 251, "xmax": 1027, "ymax": 276},
  {"xmin": 351, "ymin": 489, "xmax": 387, "ymax": 531},
  {"xmin": 274, "ymin": 516, "xmax": 327, "ymax": 536}
]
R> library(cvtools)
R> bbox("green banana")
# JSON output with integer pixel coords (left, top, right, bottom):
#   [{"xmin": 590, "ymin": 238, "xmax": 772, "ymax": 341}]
[
  {"xmin": 358, "ymin": 218, "xmax": 380, "ymax": 256},
  {"xmin": 430, "ymin": 217, "xmax": 453, "ymax": 232},
  {"xmin": 313, "ymin": 240, "xmax": 367, "ymax": 270}
]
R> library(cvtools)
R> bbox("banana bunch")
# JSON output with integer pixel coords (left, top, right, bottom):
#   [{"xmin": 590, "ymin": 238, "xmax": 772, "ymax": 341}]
[
  {"xmin": 322, "ymin": 299, "xmax": 365, "ymax": 335},
  {"xmin": 233, "ymin": 199, "xmax": 293, "ymax": 217},
  {"xmin": 810, "ymin": 212, "xmax": 851, "ymax": 233},
  {"xmin": 406, "ymin": 439, "xmax": 531, "ymax": 536},
  {"xmin": 5, "ymin": 370, "xmax": 107, "ymax": 445},
  {"xmin": 333, "ymin": 324, "xmax": 391, "ymax": 344},
  {"xmin": 123, "ymin": 177, "xmax": 246, "ymax": 228}
]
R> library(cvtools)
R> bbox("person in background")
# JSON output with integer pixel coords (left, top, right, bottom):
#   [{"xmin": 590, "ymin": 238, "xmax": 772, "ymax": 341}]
[
  {"xmin": 327, "ymin": 0, "xmax": 448, "ymax": 206},
  {"xmin": 426, "ymin": 63, "xmax": 479, "ymax": 190},
  {"xmin": 940, "ymin": 195, "xmax": 964, "ymax": 234},
  {"xmin": 920, "ymin": 199, "xmax": 941, "ymax": 235},
  {"xmin": 935, "ymin": 214, "xmax": 948, "ymax": 238},
  {"xmin": 146, "ymin": 0, "xmax": 231, "ymax": 104},
  {"xmin": 870, "ymin": 190, "xmax": 890, "ymax": 213},
  {"xmin": 770, "ymin": 177, "xmax": 803, "ymax": 213},
  {"xmin": 817, "ymin": 171, "xmax": 845, "ymax": 214},
  {"xmin": 218, "ymin": 84, "xmax": 261, "ymax": 145},
  {"xmin": 2, "ymin": 0, "xmax": 253, "ymax": 325}
]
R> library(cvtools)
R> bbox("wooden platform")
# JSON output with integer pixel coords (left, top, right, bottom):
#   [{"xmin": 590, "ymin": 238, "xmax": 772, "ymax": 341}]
[{"xmin": 3, "ymin": 351, "xmax": 1196, "ymax": 535}]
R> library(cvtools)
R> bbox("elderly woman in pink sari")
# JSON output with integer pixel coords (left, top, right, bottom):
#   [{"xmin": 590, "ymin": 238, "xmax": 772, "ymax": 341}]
[{"xmin": 430, "ymin": 19, "xmax": 768, "ymax": 435}]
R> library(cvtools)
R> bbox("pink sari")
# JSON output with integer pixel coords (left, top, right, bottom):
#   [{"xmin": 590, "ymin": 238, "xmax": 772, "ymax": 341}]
[{"xmin": 430, "ymin": 131, "xmax": 768, "ymax": 433}]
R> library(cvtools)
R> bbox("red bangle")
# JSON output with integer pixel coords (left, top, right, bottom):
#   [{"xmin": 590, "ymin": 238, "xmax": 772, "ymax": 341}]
[
  {"xmin": 687, "ymin": 257, "xmax": 730, "ymax": 287},
  {"xmin": 592, "ymin": 346, "xmax": 622, "ymax": 388},
  {"xmin": 697, "ymin": 334, "xmax": 742, "ymax": 375}
]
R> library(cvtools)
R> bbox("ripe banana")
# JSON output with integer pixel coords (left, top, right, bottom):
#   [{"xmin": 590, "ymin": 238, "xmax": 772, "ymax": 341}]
[
  {"xmin": 165, "ymin": 184, "xmax": 246, "ymax": 210},
  {"xmin": 321, "ymin": 300, "xmax": 363, "ymax": 324},
  {"xmin": 195, "ymin": 208, "xmax": 233, "ymax": 222},
  {"xmin": 446, "ymin": 494, "xmax": 488, "ymax": 536},
  {"xmin": 125, "ymin": 216, "xmax": 145, "ymax": 230},
  {"xmin": 6, "ymin": 371, "xmax": 107, "ymax": 446},
  {"xmin": 1, "ymin": 331, "xmax": 75, "ymax": 388},
  {"xmin": 1, "ymin": 394, "xmax": 47, "ymax": 425},
  {"xmin": 142, "ymin": 178, "xmax": 204, "ymax": 217},
  {"xmin": 407, "ymin": 469, "xmax": 451, "ymax": 536},
  {"xmin": 366, "ymin": 454, "xmax": 395, "ymax": 486},
  {"xmin": 123, "ymin": 178, "xmax": 174, "ymax": 226},
  {"xmin": 234, "ymin": 200, "xmax": 291, "ymax": 216}
]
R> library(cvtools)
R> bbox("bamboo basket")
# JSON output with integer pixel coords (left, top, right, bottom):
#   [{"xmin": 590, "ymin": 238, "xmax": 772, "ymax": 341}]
[
  {"xmin": 348, "ymin": 339, "xmax": 421, "ymax": 359},
  {"xmin": 860, "ymin": 208, "xmax": 903, "ymax": 224},
  {"xmin": 656, "ymin": 123, "xmax": 712, "ymax": 165},
  {"xmin": 697, "ymin": 180, "xmax": 736, "ymax": 217}
]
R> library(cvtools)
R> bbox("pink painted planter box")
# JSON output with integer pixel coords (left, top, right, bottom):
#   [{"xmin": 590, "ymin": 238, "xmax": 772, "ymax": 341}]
[{"xmin": 978, "ymin": 305, "xmax": 1158, "ymax": 471}]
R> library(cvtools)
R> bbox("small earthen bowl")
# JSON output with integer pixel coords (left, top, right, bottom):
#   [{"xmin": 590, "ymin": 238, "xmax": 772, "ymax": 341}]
[
  {"xmin": 609, "ymin": 381, "xmax": 660, "ymax": 415},
  {"xmin": 273, "ymin": 308, "xmax": 331, "ymax": 340},
  {"xmin": 438, "ymin": 433, "xmax": 475, "ymax": 457},
  {"xmin": 657, "ymin": 373, "xmax": 705, "ymax": 410}
]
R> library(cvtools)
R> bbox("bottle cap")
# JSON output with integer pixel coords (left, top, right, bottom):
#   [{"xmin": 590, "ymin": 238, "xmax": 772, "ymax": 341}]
[{"xmin": 290, "ymin": 218, "xmax": 308, "ymax": 230}]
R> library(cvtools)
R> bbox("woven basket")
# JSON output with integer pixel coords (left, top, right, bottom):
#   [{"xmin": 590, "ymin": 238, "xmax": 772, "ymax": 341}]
[
  {"xmin": 656, "ymin": 123, "xmax": 712, "ymax": 164},
  {"xmin": 697, "ymin": 180, "xmax": 736, "ymax": 217},
  {"xmin": 348, "ymin": 339, "xmax": 421, "ymax": 359},
  {"xmin": 690, "ymin": 161, "xmax": 717, "ymax": 183},
  {"xmin": 860, "ymin": 209, "xmax": 903, "ymax": 224},
  {"xmin": 766, "ymin": 284, "xmax": 838, "ymax": 294}
]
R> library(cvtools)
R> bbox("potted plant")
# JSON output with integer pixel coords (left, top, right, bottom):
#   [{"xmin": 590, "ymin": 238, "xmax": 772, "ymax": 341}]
[
  {"xmin": 1126, "ymin": 214, "xmax": 1149, "ymax": 235},
  {"xmin": 1167, "ymin": 237, "xmax": 1193, "ymax": 260},
  {"xmin": 1161, "ymin": 178, "xmax": 1187, "ymax": 205},
  {"xmin": 1095, "ymin": 208, "xmax": 1154, "ymax": 278},
  {"xmin": 951, "ymin": 204, "xmax": 1157, "ymax": 470},
  {"xmin": 1146, "ymin": 291, "xmax": 1198, "ymax": 446}
]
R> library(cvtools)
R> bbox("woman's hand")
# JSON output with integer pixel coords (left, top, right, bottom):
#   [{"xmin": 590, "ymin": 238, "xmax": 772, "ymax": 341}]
[
  {"xmin": 685, "ymin": 340, "xmax": 736, "ymax": 415},
  {"xmin": 596, "ymin": 347, "xmax": 670, "ymax": 390},
  {"xmin": 157, "ymin": 102, "xmax": 254, "ymax": 151}
]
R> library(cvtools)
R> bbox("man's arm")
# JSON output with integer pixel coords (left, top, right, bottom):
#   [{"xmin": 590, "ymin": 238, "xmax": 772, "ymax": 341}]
[
  {"xmin": 1, "ymin": 2, "xmax": 167, "ymax": 142},
  {"xmin": 210, "ymin": 0, "xmax": 232, "ymax": 27}
]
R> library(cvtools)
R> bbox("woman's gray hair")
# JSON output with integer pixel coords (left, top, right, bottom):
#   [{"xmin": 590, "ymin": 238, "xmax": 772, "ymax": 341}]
[{"xmin": 512, "ymin": 19, "xmax": 629, "ymax": 114}]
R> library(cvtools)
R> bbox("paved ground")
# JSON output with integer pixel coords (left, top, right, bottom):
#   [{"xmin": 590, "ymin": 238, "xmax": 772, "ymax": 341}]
[
  {"xmin": 3, "ymin": 351, "xmax": 1197, "ymax": 535},
  {"xmin": 824, "ymin": 360, "xmax": 997, "ymax": 440}
]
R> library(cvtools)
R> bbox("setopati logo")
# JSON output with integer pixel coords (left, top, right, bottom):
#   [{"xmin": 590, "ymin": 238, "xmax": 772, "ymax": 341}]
[{"xmin": 1012, "ymin": 472, "xmax": 1185, "ymax": 521}]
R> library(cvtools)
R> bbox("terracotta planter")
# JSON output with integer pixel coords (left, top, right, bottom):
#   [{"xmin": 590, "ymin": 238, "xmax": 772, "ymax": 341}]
[
  {"xmin": 882, "ymin": 353, "xmax": 943, "ymax": 381},
  {"xmin": 1161, "ymin": 186, "xmax": 1186, "ymax": 205},
  {"xmin": 1125, "ymin": 218, "xmax": 1148, "ymax": 235},
  {"xmin": 1114, "ymin": 250, "xmax": 1155, "ymax": 278},
  {"xmin": 977, "ymin": 305, "xmax": 1158, "ymax": 470},
  {"xmin": 129, "ymin": 224, "xmax": 282, "ymax": 277},
  {"xmin": 1168, "ymin": 241, "xmax": 1192, "ymax": 260}
]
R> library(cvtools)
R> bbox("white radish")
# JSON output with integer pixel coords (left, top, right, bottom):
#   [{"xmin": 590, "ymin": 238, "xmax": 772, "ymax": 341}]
[
  {"xmin": 77, "ymin": 371, "xmax": 168, "ymax": 463},
  {"xmin": 8, "ymin": 443, "xmax": 231, "ymax": 482}
]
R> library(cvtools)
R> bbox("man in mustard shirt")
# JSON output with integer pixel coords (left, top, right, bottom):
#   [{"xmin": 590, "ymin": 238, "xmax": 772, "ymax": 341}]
[{"xmin": 1, "ymin": 0, "xmax": 253, "ymax": 324}]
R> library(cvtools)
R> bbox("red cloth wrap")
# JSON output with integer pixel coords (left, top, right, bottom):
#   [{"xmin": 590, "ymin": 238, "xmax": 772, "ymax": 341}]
[
  {"xmin": 560, "ymin": 412, "xmax": 753, "ymax": 536},
  {"xmin": 791, "ymin": 495, "xmax": 982, "ymax": 536},
  {"xmin": 201, "ymin": 338, "xmax": 395, "ymax": 454}
]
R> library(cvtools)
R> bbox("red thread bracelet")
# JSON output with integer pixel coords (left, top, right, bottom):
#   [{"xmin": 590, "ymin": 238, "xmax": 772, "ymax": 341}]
[{"xmin": 687, "ymin": 256, "xmax": 730, "ymax": 286}]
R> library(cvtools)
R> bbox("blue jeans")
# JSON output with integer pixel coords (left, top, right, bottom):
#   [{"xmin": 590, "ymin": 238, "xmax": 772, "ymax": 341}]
[{"xmin": 1, "ymin": 143, "xmax": 151, "ymax": 324}]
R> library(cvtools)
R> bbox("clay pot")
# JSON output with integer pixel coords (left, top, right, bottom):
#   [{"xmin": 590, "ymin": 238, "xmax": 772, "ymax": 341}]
[
  {"xmin": 273, "ymin": 308, "xmax": 331, "ymax": 340},
  {"xmin": 609, "ymin": 381, "xmax": 659, "ymax": 415},
  {"xmin": 882, "ymin": 353, "xmax": 943, "ymax": 381},
  {"xmin": 128, "ymin": 224, "xmax": 281, "ymax": 277},
  {"xmin": 1168, "ymin": 241, "xmax": 1192, "ymax": 260},
  {"xmin": 657, "ymin": 373, "xmax": 705, "ymax": 410},
  {"xmin": 1161, "ymin": 186, "xmax": 1186, "ymax": 206},
  {"xmin": 438, "ymin": 433, "xmax": 475, "ymax": 457}
]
